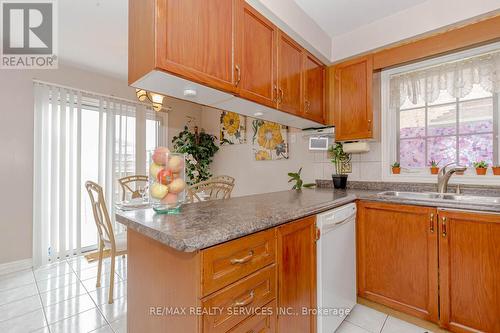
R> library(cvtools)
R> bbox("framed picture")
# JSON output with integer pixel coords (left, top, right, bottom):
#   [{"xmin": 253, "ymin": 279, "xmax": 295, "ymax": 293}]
[
  {"xmin": 220, "ymin": 111, "xmax": 246, "ymax": 145},
  {"xmin": 251, "ymin": 120, "xmax": 289, "ymax": 160}
]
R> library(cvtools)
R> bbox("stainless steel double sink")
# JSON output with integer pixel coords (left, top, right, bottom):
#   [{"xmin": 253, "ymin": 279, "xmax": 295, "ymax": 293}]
[{"xmin": 377, "ymin": 191, "xmax": 500, "ymax": 205}]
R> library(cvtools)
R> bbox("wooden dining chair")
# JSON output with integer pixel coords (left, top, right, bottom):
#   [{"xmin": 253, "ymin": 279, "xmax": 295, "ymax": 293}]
[
  {"xmin": 118, "ymin": 175, "xmax": 148, "ymax": 201},
  {"xmin": 187, "ymin": 176, "xmax": 235, "ymax": 203},
  {"xmin": 85, "ymin": 181, "xmax": 127, "ymax": 304}
]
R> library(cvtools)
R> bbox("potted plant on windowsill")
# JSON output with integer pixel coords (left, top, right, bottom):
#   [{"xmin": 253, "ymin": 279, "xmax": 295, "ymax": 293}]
[
  {"xmin": 328, "ymin": 143, "xmax": 351, "ymax": 189},
  {"xmin": 391, "ymin": 162, "xmax": 401, "ymax": 174},
  {"xmin": 493, "ymin": 165, "xmax": 500, "ymax": 176},
  {"xmin": 429, "ymin": 160, "xmax": 439, "ymax": 175},
  {"xmin": 473, "ymin": 161, "xmax": 488, "ymax": 175}
]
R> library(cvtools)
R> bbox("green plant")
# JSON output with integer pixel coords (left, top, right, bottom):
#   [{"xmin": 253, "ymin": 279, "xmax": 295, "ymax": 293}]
[
  {"xmin": 172, "ymin": 125, "xmax": 219, "ymax": 185},
  {"xmin": 391, "ymin": 162, "xmax": 400, "ymax": 168},
  {"xmin": 429, "ymin": 160, "xmax": 439, "ymax": 167},
  {"xmin": 473, "ymin": 160, "xmax": 488, "ymax": 168},
  {"xmin": 288, "ymin": 168, "xmax": 315, "ymax": 190},
  {"xmin": 328, "ymin": 143, "xmax": 351, "ymax": 175}
]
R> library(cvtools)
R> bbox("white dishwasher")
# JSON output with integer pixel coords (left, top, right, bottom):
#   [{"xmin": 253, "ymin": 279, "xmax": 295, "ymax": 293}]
[{"xmin": 316, "ymin": 203, "xmax": 357, "ymax": 333}]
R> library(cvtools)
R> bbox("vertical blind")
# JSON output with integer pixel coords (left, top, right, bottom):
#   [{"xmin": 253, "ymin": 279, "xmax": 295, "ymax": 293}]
[{"xmin": 33, "ymin": 81, "xmax": 167, "ymax": 267}]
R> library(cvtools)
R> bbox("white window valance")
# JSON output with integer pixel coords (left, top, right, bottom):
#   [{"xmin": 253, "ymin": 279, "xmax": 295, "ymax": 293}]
[{"xmin": 390, "ymin": 50, "xmax": 500, "ymax": 108}]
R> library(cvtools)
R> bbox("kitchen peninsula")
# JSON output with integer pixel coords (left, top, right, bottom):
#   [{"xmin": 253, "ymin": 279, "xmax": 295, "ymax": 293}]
[{"xmin": 116, "ymin": 189, "xmax": 357, "ymax": 333}]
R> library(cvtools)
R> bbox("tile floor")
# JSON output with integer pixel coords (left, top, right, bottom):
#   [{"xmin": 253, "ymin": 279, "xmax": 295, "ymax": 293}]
[
  {"xmin": 1, "ymin": 255, "xmax": 432, "ymax": 333},
  {"xmin": 0, "ymin": 255, "xmax": 127, "ymax": 333},
  {"xmin": 338, "ymin": 304, "xmax": 433, "ymax": 333}
]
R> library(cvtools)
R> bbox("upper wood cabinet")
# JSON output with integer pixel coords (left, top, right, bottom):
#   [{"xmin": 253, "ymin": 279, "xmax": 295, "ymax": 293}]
[
  {"xmin": 303, "ymin": 52, "xmax": 326, "ymax": 124},
  {"xmin": 357, "ymin": 201, "xmax": 439, "ymax": 323},
  {"xmin": 155, "ymin": 0, "xmax": 236, "ymax": 92},
  {"xmin": 332, "ymin": 55, "xmax": 373, "ymax": 141},
  {"xmin": 129, "ymin": 0, "xmax": 327, "ymax": 127},
  {"xmin": 277, "ymin": 31, "xmax": 304, "ymax": 116},
  {"xmin": 234, "ymin": 0, "xmax": 277, "ymax": 108},
  {"xmin": 277, "ymin": 216, "xmax": 317, "ymax": 333},
  {"xmin": 438, "ymin": 209, "xmax": 500, "ymax": 333}
]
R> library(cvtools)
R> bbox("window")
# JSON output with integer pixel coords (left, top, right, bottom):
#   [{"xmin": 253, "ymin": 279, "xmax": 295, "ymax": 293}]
[
  {"xmin": 382, "ymin": 43, "xmax": 500, "ymax": 180},
  {"xmin": 398, "ymin": 86, "xmax": 496, "ymax": 168}
]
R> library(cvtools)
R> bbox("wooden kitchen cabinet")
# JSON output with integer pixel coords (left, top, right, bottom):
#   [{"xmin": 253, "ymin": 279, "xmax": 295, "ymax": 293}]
[
  {"xmin": 438, "ymin": 209, "xmax": 500, "ymax": 333},
  {"xmin": 235, "ymin": 0, "xmax": 277, "ymax": 108},
  {"xmin": 332, "ymin": 55, "xmax": 373, "ymax": 141},
  {"xmin": 277, "ymin": 216, "xmax": 317, "ymax": 333},
  {"xmin": 357, "ymin": 201, "xmax": 439, "ymax": 323},
  {"xmin": 130, "ymin": 0, "xmax": 327, "ymax": 127},
  {"xmin": 303, "ymin": 52, "xmax": 326, "ymax": 123},
  {"xmin": 277, "ymin": 31, "xmax": 304, "ymax": 116},
  {"xmin": 134, "ymin": 0, "xmax": 236, "ymax": 92}
]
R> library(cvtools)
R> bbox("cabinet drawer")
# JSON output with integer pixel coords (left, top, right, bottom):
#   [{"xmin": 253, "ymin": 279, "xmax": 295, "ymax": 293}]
[
  {"xmin": 202, "ymin": 264, "xmax": 276, "ymax": 333},
  {"xmin": 201, "ymin": 229, "xmax": 276, "ymax": 296},
  {"xmin": 228, "ymin": 300, "xmax": 276, "ymax": 332}
]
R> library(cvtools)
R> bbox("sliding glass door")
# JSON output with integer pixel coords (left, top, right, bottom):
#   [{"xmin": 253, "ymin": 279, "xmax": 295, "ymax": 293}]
[{"xmin": 33, "ymin": 82, "xmax": 167, "ymax": 267}]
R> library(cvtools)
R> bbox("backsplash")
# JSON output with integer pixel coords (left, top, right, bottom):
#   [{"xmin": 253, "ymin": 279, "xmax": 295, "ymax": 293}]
[{"xmin": 312, "ymin": 141, "xmax": 383, "ymax": 181}]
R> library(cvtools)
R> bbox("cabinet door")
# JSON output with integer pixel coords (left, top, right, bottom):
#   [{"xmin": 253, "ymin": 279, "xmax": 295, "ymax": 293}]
[
  {"xmin": 235, "ymin": 0, "xmax": 277, "ymax": 108},
  {"xmin": 303, "ymin": 52, "xmax": 326, "ymax": 124},
  {"xmin": 333, "ymin": 55, "xmax": 373, "ymax": 140},
  {"xmin": 357, "ymin": 202, "xmax": 439, "ymax": 322},
  {"xmin": 156, "ymin": 0, "xmax": 235, "ymax": 92},
  {"xmin": 438, "ymin": 210, "xmax": 500, "ymax": 333},
  {"xmin": 277, "ymin": 216, "xmax": 316, "ymax": 333},
  {"xmin": 277, "ymin": 31, "xmax": 303, "ymax": 115}
]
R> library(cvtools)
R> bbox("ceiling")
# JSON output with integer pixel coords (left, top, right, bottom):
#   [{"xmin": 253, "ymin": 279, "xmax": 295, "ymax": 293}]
[
  {"xmin": 58, "ymin": 0, "xmax": 128, "ymax": 79},
  {"xmin": 293, "ymin": 0, "xmax": 428, "ymax": 37}
]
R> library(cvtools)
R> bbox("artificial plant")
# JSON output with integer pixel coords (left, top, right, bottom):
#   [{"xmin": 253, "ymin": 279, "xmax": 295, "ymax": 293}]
[
  {"xmin": 288, "ymin": 167, "xmax": 315, "ymax": 190},
  {"xmin": 172, "ymin": 125, "xmax": 219, "ymax": 185},
  {"xmin": 328, "ymin": 143, "xmax": 351, "ymax": 175}
]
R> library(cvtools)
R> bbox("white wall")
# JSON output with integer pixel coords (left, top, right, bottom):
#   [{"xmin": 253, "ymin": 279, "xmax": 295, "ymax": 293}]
[
  {"xmin": 0, "ymin": 65, "xmax": 201, "ymax": 264},
  {"xmin": 201, "ymin": 106, "xmax": 318, "ymax": 197},
  {"xmin": 247, "ymin": 0, "xmax": 332, "ymax": 64},
  {"xmin": 331, "ymin": 0, "xmax": 500, "ymax": 61}
]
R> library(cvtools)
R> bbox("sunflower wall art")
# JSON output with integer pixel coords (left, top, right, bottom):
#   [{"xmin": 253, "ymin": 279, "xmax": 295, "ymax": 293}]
[
  {"xmin": 220, "ymin": 111, "xmax": 246, "ymax": 145},
  {"xmin": 251, "ymin": 120, "xmax": 289, "ymax": 161}
]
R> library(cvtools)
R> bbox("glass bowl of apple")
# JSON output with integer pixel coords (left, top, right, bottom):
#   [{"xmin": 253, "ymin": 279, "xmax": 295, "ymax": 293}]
[{"xmin": 148, "ymin": 147, "xmax": 187, "ymax": 214}]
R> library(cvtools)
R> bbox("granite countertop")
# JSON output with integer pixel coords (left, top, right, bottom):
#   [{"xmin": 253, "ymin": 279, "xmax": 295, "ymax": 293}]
[
  {"xmin": 116, "ymin": 189, "xmax": 357, "ymax": 252},
  {"xmin": 116, "ymin": 187, "xmax": 500, "ymax": 253}
]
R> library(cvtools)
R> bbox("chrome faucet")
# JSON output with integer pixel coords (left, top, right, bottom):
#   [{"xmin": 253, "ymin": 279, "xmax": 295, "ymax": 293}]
[{"xmin": 437, "ymin": 163, "xmax": 467, "ymax": 193}]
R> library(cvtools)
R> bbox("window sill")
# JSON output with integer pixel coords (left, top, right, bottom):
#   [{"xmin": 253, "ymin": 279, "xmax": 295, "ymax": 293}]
[{"xmin": 381, "ymin": 171, "xmax": 500, "ymax": 186}]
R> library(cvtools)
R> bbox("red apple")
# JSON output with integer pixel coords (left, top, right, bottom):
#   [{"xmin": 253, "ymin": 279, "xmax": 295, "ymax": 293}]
[
  {"xmin": 157, "ymin": 168, "xmax": 173, "ymax": 185},
  {"xmin": 152, "ymin": 146, "xmax": 170, "ymax": 165}
]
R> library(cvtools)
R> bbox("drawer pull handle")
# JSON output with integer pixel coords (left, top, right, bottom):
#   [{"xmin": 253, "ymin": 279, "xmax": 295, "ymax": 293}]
[
  {"xmin": 230, "ymin": 250, "xmax": 254, "ymax": 265},
  {"xmin": 430, "ymin": 213, "xmax": 434, "ymax": 233},
  {"xmin": 233, "ymin": 290, "xmax": 255, "ymax": 307},
  {"xmin": 235, "ymin": 65, "xmax": 241, "ymax": 87}
]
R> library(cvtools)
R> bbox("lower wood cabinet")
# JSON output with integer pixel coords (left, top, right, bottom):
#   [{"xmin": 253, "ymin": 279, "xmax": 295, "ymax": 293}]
[
  {"xmin": 128, "ymin": 215, "xmax": 318, "ymax": 333},
  {"xmin": 228, "ymin": 301, "xmax": 277, "ymax": 333},
  {"xmin": 438, "ymin": 209, "xmax": 500, "ymax": 333},
  {"xmin": 358, "ymin": 201, "xmax": 500, "ymax": 333},
  {"xmin": 277, "ymin": 216, "xmax": 317, "ymax": 333},
  {"xmin": 357, "ymin": 201, "xmax": 439, "ymax": 322}
]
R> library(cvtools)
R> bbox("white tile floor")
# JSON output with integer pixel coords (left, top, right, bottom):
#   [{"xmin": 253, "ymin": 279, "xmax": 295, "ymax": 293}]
[
  {"xmin": 0, "ymin": 256, "xmax": 127, "ymax": 333},
  {"xmin": 0, "ymin": 255, "xmax": 432, "ymax": 333},
  {"xmin": 337, "ymin": 304, "xmax": 433, "ymax": 333}
]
